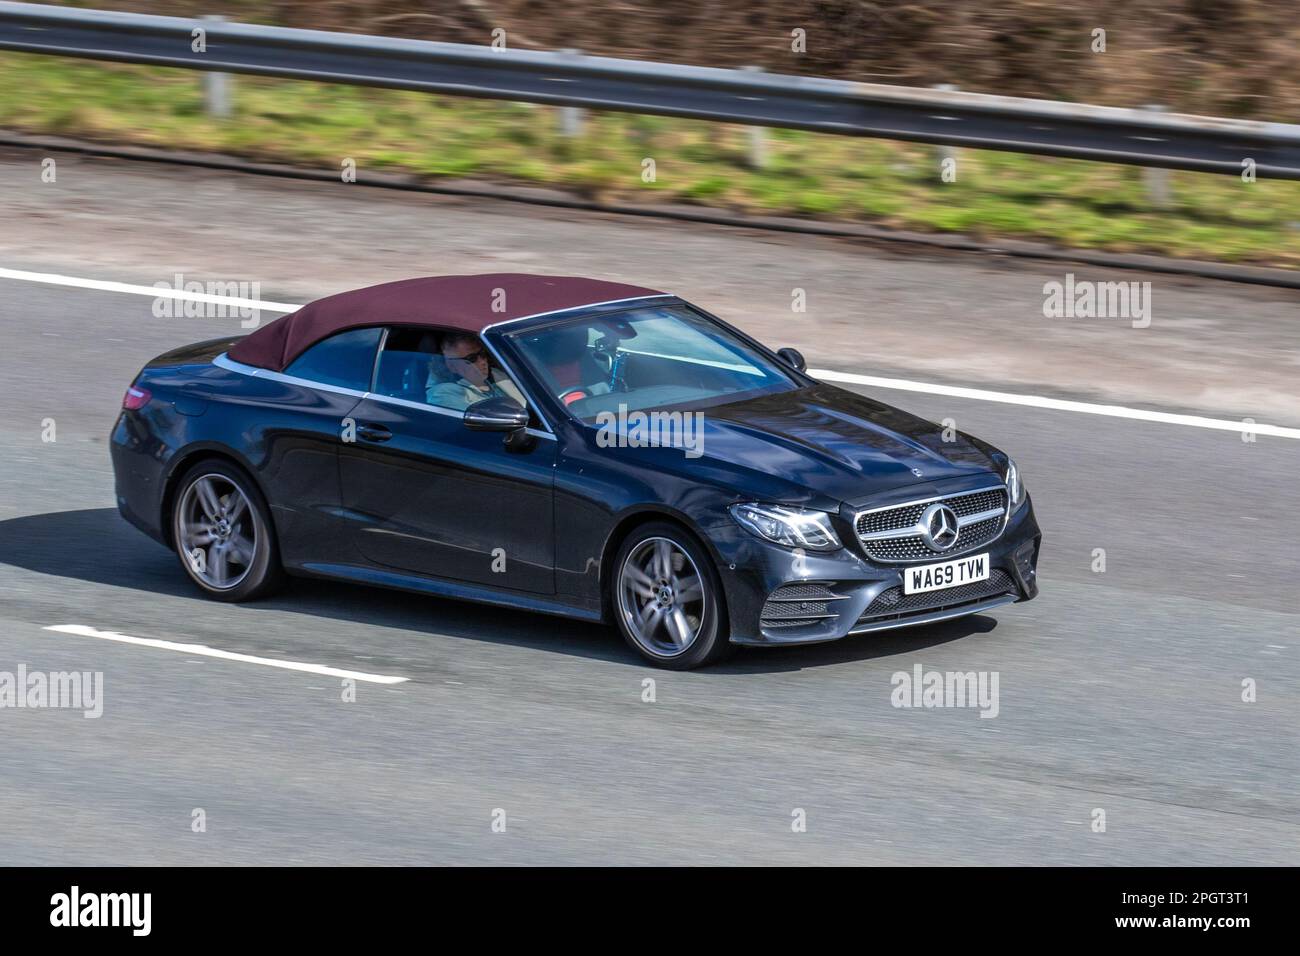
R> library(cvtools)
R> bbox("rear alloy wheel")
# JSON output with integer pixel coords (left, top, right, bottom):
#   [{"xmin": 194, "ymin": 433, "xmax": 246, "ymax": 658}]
[
  {"xmin": 172, "ymin": 461, "xmax": 284, "ymax": 602},
  {"xmin": 613, "ymin": 522, "xmax": 731, "ymax": 669}
]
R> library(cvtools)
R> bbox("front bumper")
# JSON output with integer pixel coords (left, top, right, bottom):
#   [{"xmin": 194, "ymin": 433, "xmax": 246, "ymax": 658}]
[{"xmin": 711, "ymin": 493, "xmax": 1041, "ymax": 646}]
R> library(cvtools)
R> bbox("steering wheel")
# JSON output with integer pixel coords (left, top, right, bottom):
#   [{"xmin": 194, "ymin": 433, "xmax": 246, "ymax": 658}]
[{"xmin": 558, "ymin": 387, "xmax": 590, "ymax": 407}]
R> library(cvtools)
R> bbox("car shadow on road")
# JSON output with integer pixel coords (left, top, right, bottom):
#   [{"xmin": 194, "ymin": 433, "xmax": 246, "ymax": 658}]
[{"xmin": 0, "ymin": 508, "xmax": 995, "ymax": 673}]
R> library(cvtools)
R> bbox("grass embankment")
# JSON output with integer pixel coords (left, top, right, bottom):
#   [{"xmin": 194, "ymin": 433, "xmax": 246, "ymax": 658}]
[{"xmin": 2, "ymin": 54, "xmax": 1297, "ymax": 268}]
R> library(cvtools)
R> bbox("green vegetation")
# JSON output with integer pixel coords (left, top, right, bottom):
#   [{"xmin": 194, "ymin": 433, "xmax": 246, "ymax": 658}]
[{"xmin": 3, "ymin": 54, "xmax": 1298, "ymax": 268}]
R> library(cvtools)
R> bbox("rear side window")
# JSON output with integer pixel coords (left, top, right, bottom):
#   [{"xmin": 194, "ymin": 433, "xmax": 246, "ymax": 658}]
[{"xmin": 284, "ymin": 327, "xmax": 382, "ymax": 391}]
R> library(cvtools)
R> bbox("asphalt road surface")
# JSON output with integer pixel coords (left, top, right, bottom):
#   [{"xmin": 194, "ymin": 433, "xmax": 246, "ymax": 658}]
[{"xmin": 1, "ymin": 155, "xmax": 1297, "ymax": 865}]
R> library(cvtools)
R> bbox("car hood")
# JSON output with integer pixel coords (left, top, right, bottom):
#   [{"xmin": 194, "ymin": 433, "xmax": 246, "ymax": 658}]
[{"xmin": 682, "ymin": 383, "xmax": 1002, "ymax": 505}]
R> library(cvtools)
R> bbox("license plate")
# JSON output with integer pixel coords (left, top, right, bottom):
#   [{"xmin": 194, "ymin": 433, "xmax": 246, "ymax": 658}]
[{"xmin": 903, "ymin": 553, "xmax": 990, "ymax": 595}]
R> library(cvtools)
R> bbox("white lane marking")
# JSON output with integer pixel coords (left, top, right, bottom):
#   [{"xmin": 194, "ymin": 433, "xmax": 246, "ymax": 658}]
[
  {"xmin": 0, "ymin": 267, "xmax": 298, "ymax": 313},
  {"xmin": 1, "ymin": 266, "xmax": 1295, "ymax": 438},
  {"xmin": 810, "ymin": 369, "xmax": 1300, "ymax": 440},
  {"xmin": 44, "ymin": 625, "xmax": 408, "ymax": 685}
]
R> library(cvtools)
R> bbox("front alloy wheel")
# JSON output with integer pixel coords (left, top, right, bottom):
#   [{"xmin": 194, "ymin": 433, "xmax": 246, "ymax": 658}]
[{"xmin": 613, "ymin": 523, "xmax": 731, "ymax": 669}]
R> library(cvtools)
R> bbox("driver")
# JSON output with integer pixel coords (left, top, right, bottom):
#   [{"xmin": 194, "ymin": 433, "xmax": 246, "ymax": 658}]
[{"xmin": 427, "ymin": 333, "xmax": 525, "ymax": 410}]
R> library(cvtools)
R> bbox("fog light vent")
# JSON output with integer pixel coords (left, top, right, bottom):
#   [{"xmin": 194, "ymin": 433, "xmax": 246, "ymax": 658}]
[{"xmin": 760, "ymin": 582, "xmax": 844, "ymax": 630}]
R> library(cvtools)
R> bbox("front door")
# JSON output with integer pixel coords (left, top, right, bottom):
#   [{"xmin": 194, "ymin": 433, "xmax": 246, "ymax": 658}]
[{"xmin": 338, "ymin": 393, "xmax": 557, "ymax": 594}]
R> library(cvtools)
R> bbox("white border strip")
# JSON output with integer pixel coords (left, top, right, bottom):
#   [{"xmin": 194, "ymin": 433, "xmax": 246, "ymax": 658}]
[
  {"xmin": 0, "ymin": 266, "xmax": 299, "ymax": 312},
  {"xmin": 810, "ymin": 368, "xmax": 1300, "ymax": 440},
  {"xmin": 2, "ymin": 266, "xmax": 1295, "ymax": 439},
  {"xmin": 44, "ymin": 625, "xmax": 409, "ymax": 684}
]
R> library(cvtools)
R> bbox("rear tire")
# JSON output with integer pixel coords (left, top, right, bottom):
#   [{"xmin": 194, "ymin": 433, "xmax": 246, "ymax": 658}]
[
  {"xmin": 171, "ymin": 459, "xmax": 285, "ymax": 602},
  {"xmin": 611, "ymin": 521, "xmax": 732, "ymax": 669}
]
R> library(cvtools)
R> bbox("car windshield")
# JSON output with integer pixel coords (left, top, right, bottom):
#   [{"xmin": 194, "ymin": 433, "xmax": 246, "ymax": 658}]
[{"xmin": 507, "ymin": 304, "xmax": 799, "ymax": 423}]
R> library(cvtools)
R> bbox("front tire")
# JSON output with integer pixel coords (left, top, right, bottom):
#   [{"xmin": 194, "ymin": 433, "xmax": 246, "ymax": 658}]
[
  {"xmin": 171, "ymin": 460, "xmax": 284, "ymax": 602},
  {"xmin": 612, "ymin": 522, "xmax": 731, "ymax": 669}
]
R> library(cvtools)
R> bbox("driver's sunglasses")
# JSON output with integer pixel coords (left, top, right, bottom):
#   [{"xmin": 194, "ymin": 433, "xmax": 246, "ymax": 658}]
[{"xmin": 447, "ymin": 348, "xmax": 489, "ymax": 364}]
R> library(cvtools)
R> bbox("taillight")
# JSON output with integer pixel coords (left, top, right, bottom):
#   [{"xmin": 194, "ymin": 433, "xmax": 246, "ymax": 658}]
[{"xmin": 122, "ymin": 385, "xmax": 152, "ymax": 410}]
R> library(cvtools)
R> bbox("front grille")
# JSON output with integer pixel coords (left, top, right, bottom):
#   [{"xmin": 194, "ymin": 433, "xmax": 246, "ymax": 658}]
[
  {"xmin": 858, "ymin": 569, "xmax": 1016, "ymax": 625},
  {"xmin": 948, "ymin": 488, "xmax": 1008, "ymax": 519},
  {"xmin": 760, "ymin": 582, "xmax": 842, "ymax": 630},
  {"xmin": 854, "ymin": 486, "xmax": 1008, "ymax": 563}
]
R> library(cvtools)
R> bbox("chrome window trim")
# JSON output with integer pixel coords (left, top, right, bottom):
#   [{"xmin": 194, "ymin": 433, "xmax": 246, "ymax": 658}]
[
  {"xmin": 215, "ymin": 296, "xmax": 673, "ymax": 436},
  {"xmin": 212, "ymin": 352, "xmax": 555, "ymax": 441},
  {"xmin": 369, "ymin": 326, "xmax": 390, "ymax": 393},
  {"xmin": 478, "ymin": 334, "xmax": 556, "ymax": 437},
  {"xmin": 850, "ymin": 483, "xmax": 1010, "ymax": 563},
  {"xmin": 213, "ymin": 352, "xmax": 262, "ymax": 376},
  {"xmin": 214, "ymin": 352, "xmax": 371, "ymax": 399},
  {"xmin": 478, "ymin": 294, "xmax": 675, "ymax": 334}
]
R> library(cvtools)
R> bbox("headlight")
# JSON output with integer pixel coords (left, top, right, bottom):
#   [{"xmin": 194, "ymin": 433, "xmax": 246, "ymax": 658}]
[
  {"xmin": 1005, "ymin": 458, "xmax": 1025, "ymax": 509},
  {"xmin": 729, "ymin": 503, "xmax": 842, "ymax": 552}
]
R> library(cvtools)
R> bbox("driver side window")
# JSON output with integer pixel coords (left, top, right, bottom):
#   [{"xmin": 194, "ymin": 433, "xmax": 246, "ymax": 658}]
[
  {"xmin": 372, "ymin": 328, "xmax": 445, "ymax": 406},
  {"xmin": 371, "ymin": 327, "xmax": 531, "ymax": 417}
]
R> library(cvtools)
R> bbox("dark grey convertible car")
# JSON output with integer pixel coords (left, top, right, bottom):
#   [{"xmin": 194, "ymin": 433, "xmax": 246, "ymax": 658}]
[{"xmin": 111, "ymin": 274, "xmax": 1041, "ymax": 668}]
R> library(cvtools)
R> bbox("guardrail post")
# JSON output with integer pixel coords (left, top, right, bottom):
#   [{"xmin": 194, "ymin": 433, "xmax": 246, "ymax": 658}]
[
  {"xmin": 558, "ymin": 49, "xmax": 585, "ymax": 137},
  {"xmin": 742, "ymin": 66, "xmax": 767, "ymax": 169},
  {"xmin": 1143, "ymin": 105, "xmax": 1171, "ymax": 207},
  {"xmin": 933, "ymin": 84, "xmax": 957, "ymax": 174},
  {"xmin": 202, "ymin": 15, "xmax": 231, "ymax": 118}
]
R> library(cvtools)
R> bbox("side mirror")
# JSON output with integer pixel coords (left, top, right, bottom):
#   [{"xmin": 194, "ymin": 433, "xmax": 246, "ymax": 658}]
[
  {"xmin": 776, "ymin": 347, "xmax": 807, "ymax": 372},
  {"xmin": 463, "ymin": 396, "xmax": 530, "ymax": 432}
]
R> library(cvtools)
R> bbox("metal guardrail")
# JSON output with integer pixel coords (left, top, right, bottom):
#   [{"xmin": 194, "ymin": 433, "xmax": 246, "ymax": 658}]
[{"xmin": 1, "ymin": 2, "xmax": 1299, "ymax": 179}]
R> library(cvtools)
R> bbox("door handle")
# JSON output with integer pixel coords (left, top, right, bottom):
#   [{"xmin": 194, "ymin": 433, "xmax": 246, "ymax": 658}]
[{"xmin": 356, "ymin": 423, "xmax": 393, "ymax": 443}]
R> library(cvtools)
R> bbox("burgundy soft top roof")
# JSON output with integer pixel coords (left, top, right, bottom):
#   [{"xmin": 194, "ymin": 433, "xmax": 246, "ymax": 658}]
[{"xmin": 227, "ymin": 273, "xmax": 666, "ymax": 371}]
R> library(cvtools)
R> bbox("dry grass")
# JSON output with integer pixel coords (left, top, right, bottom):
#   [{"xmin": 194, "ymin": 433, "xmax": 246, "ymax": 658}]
[{"xmin": 51, "ymin": 0, "xmax": 1300, "ymax": 118}]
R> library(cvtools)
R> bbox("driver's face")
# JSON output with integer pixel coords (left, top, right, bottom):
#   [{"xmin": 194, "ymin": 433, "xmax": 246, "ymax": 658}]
[{"xmin": 444, "ymin": 338, "xmax": 490, "ymax": 387}]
